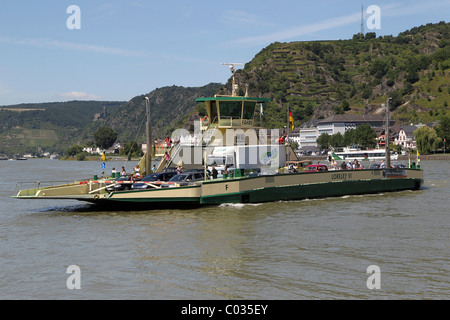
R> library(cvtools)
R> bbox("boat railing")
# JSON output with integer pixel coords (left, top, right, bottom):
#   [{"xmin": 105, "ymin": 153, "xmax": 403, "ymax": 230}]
[
  {"xmin": 15, "ymin": 180, "xmax": 84, "ymax": 191},
  {"xmin": 14, "ymin": 180, "xmax": 87, "ymax": 197},
  {"xmin": 15, "ymin": 179, "xmax": 121, "ymax": 197}
]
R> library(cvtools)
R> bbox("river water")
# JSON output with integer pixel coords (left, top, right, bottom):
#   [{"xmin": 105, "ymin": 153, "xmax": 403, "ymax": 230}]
[{"xmin": 0, "ymin": 158, "xmax": 448, "ymax": 300}]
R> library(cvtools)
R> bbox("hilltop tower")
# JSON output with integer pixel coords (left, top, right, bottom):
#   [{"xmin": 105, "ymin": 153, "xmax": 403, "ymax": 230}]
[{"xmin": 361, "ymin": 3, "xmax": 364, "ymax": 36}]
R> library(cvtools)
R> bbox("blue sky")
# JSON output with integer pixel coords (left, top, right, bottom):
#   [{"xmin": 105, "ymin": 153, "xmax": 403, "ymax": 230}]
[{"xmin": 0, "ymin": 0, "xmax": 449, "ymax": 105}]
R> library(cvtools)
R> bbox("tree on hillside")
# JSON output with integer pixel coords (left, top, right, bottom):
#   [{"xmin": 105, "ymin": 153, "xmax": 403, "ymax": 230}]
[
  {"xmin": 435, "ymin": 116, "xmax": 450, "ymax": 150},
  {"xmin": 414, "ymin": 126, "xmax": 440, "ymax": 154},
  {"xmin": 94, "ymin": 126, "xmax": 117, "ymax": 150},
  {"xmin": 389, "ymin": 90, "xmax": 404, "ymax": 110},
  {"xmin": 333, "ymin": 105, "xmax": 344, "ymax": 115}
]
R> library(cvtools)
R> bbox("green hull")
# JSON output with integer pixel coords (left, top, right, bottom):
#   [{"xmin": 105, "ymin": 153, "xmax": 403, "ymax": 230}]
[
  {"xmin": 104, "ymin": 169, "xmax": 423, "ymax": 207},
  {"xmin": 200, "ymin": 176, "xmax": 422, "ymax": 205}
]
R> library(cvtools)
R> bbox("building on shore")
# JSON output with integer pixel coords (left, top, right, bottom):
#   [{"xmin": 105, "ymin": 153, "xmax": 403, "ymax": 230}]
[{"xmin": 292, "ymin": 115, "xmax": 395, "ymax": 149}]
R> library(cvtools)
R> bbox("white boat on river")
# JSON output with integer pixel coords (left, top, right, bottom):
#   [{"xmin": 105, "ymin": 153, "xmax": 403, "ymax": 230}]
[{"xmin": 329, "ymin": 147, "xmax": 398, "ymax": 162}]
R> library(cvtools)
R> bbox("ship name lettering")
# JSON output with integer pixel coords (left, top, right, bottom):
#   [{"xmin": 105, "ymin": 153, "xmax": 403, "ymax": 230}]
[{"xmin": 331, "ymin": 173, "xmax": 352, "ymax": 180}]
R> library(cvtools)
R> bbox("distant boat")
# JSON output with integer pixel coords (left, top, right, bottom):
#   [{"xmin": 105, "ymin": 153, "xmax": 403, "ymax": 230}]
[
  {"xmin": 14, "ymin": 157, "xmax": 27, "ymax": 160},
  {"xmin": 329, "ymin": 147, "xmax": 398, "ymax": 162},
  {"xmin": 0, "ymin": 155, "xmax": 8, "ymax": 160}
]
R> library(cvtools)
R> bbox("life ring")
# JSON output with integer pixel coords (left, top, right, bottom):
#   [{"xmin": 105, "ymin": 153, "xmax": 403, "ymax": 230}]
[{"xmin": 202, "ymin": 116, "xmax": 209, "ymax": 125}]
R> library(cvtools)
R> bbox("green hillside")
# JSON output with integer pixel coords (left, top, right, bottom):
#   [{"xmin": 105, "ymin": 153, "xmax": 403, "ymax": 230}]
[
  {"xmin": 0, "ymin": 101, "xmax": 124, "ymax": 155},
  {"xmin": 216, "ymin": 21, "xmax": 449, "ymax": 128}
]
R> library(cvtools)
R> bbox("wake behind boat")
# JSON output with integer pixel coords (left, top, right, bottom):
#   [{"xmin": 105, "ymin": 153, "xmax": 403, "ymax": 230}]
[{"xmin": 14, "ymin": 64, "xmax": 423, "ymax": 208}]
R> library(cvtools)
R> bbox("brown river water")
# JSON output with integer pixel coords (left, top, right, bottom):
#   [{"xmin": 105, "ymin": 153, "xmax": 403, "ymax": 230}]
[{"xmin": 0, "ymin": 158, "xmax": 448, "ymax": 299}]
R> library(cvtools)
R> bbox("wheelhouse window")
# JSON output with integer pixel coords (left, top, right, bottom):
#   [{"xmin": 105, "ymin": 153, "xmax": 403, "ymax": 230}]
[
  {"xmin": 211, "ymin": 101, "xmax": 218, "ymax": 123},
  {"xmin": 243, "ymin": 101, "xmax": 255, "ymax": 119},
  {"xmin": 219, "ymin": 101, "xmax": 241, "ymax": 118}
]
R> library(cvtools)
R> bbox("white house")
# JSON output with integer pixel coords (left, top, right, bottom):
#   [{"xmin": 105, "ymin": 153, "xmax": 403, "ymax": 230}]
[
  {"xmin": 394, "ymin": 125, "xmax": 418, "ymax": 149},
  {"xmin": 296, "ymin": 120, "xmax": 320, "ymax": 149}
]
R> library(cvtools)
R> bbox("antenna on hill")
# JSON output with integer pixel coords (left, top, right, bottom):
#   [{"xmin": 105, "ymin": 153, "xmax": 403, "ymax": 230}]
[
  {"xmin": 360, "ymin": 1, "xmax": 364, "ymax": 36},
  {"xmin": 222, "ymin": 63, "xmax": 243, "ymax": 97}
]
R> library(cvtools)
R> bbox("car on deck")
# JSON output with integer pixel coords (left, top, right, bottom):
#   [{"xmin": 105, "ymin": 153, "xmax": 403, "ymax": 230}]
[
  {"xmin": 162, "ymin": 171, "xmax": 206, "ymax": 187},
  {"xmin": 106, "ymin": 175, "xmax": 135, "ymax": 192},
  {"xmin": 303, "ymin": 164, "xmax": 328, "ymax": 172},
  {"xmin": 131, "ymin": 172, "xmax": 178, "ymax": 190}
]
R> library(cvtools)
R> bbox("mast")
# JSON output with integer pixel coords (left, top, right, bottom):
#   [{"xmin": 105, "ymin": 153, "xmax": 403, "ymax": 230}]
[
  {"xmin": 385, "ymin": 98, "xmax": 391, "ymax": 168},
  {"xmin": 287, "ymin": 105, "xmax": 289, "ymax": 134},
  {"xmin": 144, "ymin": 97, "xmax": 152, "ymax": 175},
  {"xmin": 221, "ymin": 63, "xmax": 242, "ymax": 96}
]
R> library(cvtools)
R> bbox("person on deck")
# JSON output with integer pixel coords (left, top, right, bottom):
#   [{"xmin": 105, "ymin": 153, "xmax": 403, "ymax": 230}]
[
  {"xmin": 211, "ymin": 166, "xmax": 218, "ymax": 179},
  {"xmin": 165, "ymin": 151, "xmax": 171, "ymax": 163},
  {"xmin": 134, "ymin": 165, "xmax": 141, "ymax": 179},
  {"xmin": 331, "ymin": 159, "xmax": 337, "ymax": 169}
]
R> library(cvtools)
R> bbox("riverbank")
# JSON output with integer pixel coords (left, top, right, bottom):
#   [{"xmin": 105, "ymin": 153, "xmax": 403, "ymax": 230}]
[
  {"xmin": 59, "ymin": 155, "xmax": 144, "ymax": 161},
  {"xmin": 398, "ymin": 154, "xmax": 450, "ymax": 161},
  {"xmin": 297, "ymin": 153, "xmax": 450, "ymax": 162}
]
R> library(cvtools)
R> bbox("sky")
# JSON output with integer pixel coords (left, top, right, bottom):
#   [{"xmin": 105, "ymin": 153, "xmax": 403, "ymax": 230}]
[{"xmin": 0, "ymin": 0, "xmax": 448, "ymax": 105}]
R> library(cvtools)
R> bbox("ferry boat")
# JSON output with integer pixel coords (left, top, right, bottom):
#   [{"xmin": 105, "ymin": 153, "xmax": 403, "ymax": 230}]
[
  {"xmin": 13, "ymin": 65, "xmax": 423, "ymax": 207},
  {"xmin": 329, "ymin": 147, "xmax": 398, "ymax": 162}
]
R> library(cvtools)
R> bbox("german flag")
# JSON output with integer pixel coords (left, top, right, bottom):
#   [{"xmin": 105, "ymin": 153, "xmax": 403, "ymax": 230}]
[{"xmin": 289, "ymin": 110, "xmax": 294, "ymax": 132}]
